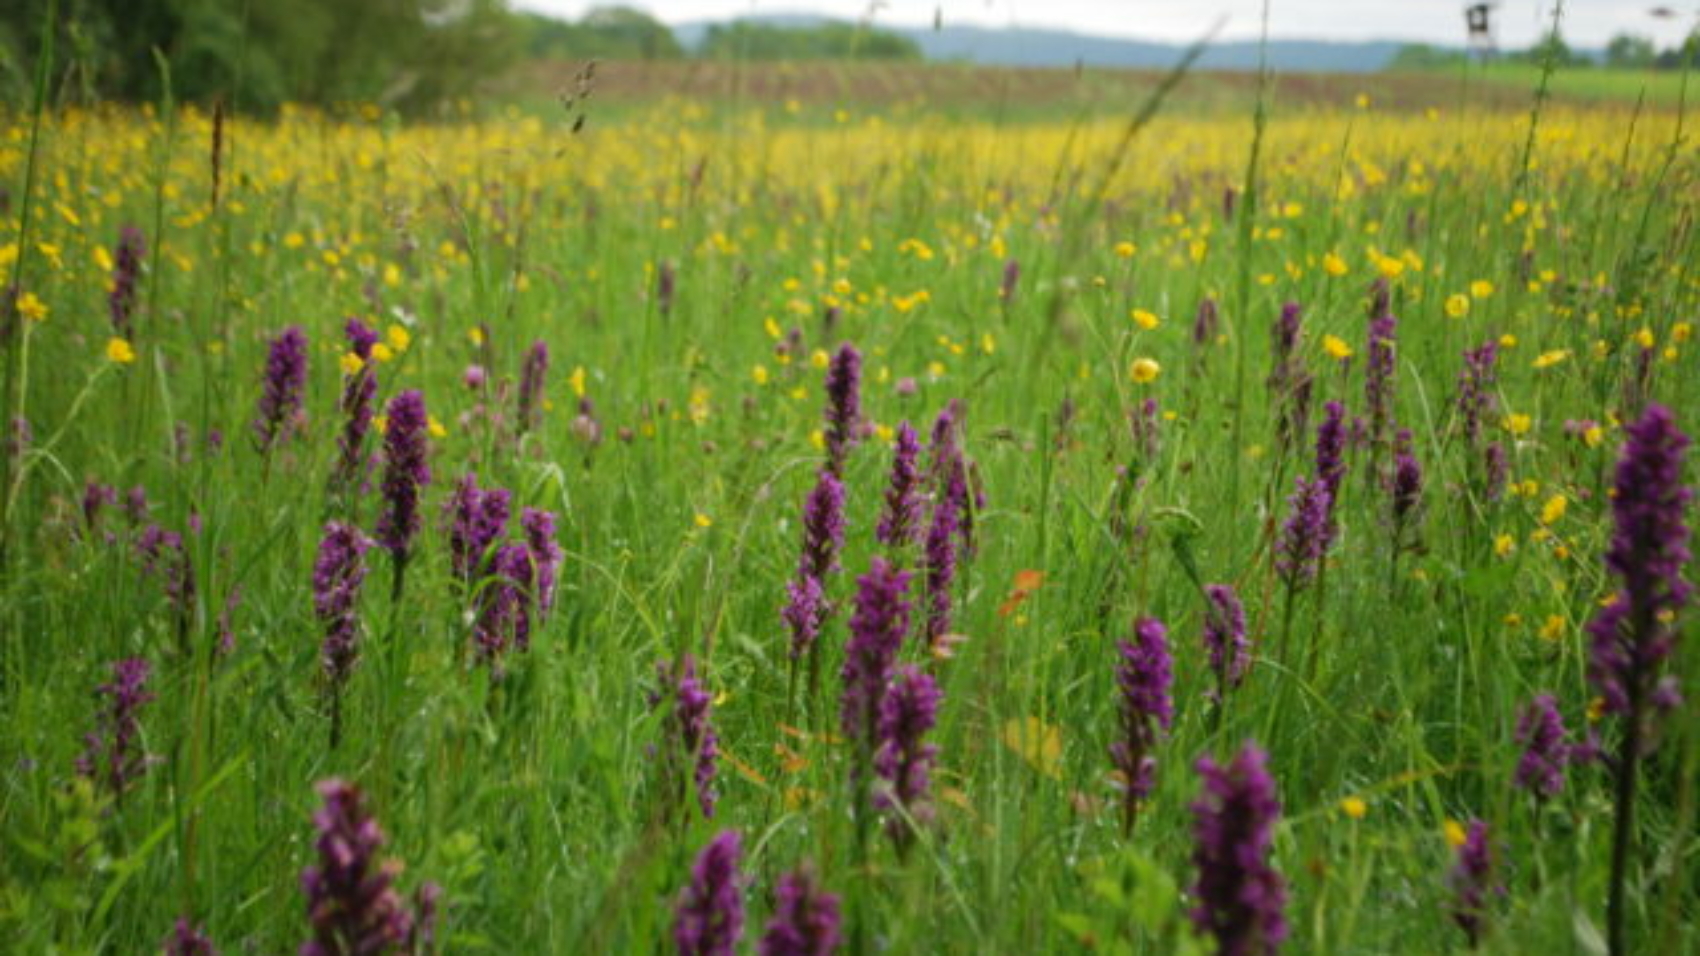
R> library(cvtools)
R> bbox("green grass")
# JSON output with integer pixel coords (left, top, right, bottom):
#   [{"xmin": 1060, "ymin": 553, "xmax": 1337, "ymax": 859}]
[{"xmin": 0, "ymin": 72, "xmax": 1697, "ymax": 956}]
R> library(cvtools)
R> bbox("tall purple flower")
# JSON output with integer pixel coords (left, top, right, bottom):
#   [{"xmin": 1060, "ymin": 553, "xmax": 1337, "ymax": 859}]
[
  {"xmin": 1314, "ymin": 400, "xmax": 1347, "ymax": 511},
  {"xmin": 332, "ymin": 319, "xmax": 380, "ymax": 495},
  {"xmin": 1203, "ymin": 584, "xmax": 1250, "ymax": 701},
  {"xmin": 875, "ymin": 665, "xmax": 942, "ymax": 848},
  {"xmin": 999, "ymin": 258, "xmax": 1020, "ymax": 302},
  {"xmin": 922, "ymin": 484, "xmax": 958, "ymax": 651},
  {"xmin": 375, "ymin": 391, "xmax": 431, "ymax": 563},
  {"xmin": 840, "ymin": 557, "xmax": 913, "ymax": 752},
  {"xmin": 1132, "ymin": 397, "xmax": 1161, "ymax": 465},
  {"xmin": 1483, "ymin": 442, "xmax": 1508, "ymax": 502},
  {"xmin": 658, "ymin": 261, "xmax": 677, "ymax": 318},
  {"xmin": 1190, "ymin": 743, "xmax": 1287, "ymax": 956},
  {"xmin": 253, "ymin": 326, "xmax": 309, "ymax": 456},
  {"xmin": 1267, "ymin": 302, "xmax": 1304, "ymax": 396},
  {"xmin": 1111, "ymin": 617, "xmax": 1174, "ymax": 832},
  {"xmin": 674, "ymin": 830, "xmax": 744, "ymax": 956},
  {"xmin": 758, "ymin": 866, "xmax": 842, "ymax": 956},
  {"xmin": 313, "ymin": 522, "xmax": 372, "ymax": 684},
  {"xmin": 300, "ymin": 779, "xmax": 433, "ymax": 956},
  {"xmin": 1456, "ymin": 341, "xmax": 1498, "ymax": 449},
  {"xmin": 108, "ymin": 226, "xmax": 145, "ymax": 339},
  {"xmin": 445, "ymin": 473, "xmax": 510, "ymax": 584},
  {"xmin": 1513, "ymin": 693, "xmax": 1572, "ymax": 800},
  {"xmin": 654, "ymin": 655, "xmax": 720, "ymax": 819},
  {"xmin": 1364, "ymin": 312, "xmax": 1398, "ymax": 449},
  {"xmin": 784, "ymin": 470, "xmax": 845, "ymax": 662},
  {"xmin": 76, "ymin": 657, "xmax": 155, "ymax": 798},
  {"xmin": 1274, "ymin": 475, "xmax": 1332, "ymax": 590},
  {"xmin": 823, "ymin": 342, "xmax": 861, "ymax": 477},
  {"xmin": 1390, "ymin": 441, "xmax": 1424, "ymax": 526},
  {"xmin": 517, "ymin": 339, "xmax": 549, "ymax": 436},
  {"xmin": 522, "ymin": 507, "xmax": 563, "ymax": 615},
  {"xmin": 1193, "ymin": 296, "xmax": 1220, "ymax": 349},
  {"xmin": 82, "ymin": 480, "xmax": 118, "ymax": 535},
  {"xmin": 1585, "ymin": 404, "xmax": 1690, "ymax": 956},
  {"xmin": 782, "ymin": 575, "xmax": 825, "ymax": 666},
  {"xmin": 876, "ymin": 421, "xmax": 923, "ymax": 549},
  {"xmin": 136, "ymin": 523, "xmax": 196, "ymax": 628},
  {"xmin": 163, "ymin": 917, "xmax": 218, "ymax": 955},
  {"xmin": 1447, "ymin": 820, "xmax": 1499, "ymax": 949}
]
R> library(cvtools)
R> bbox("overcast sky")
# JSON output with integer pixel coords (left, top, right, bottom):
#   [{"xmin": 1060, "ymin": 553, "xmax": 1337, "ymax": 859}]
[{"xmin": 514, "ymin": 0, "xmax": 1698, "ymax": 48}]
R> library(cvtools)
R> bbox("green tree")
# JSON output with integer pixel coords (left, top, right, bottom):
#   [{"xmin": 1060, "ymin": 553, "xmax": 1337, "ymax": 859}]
[{"xmin": 1605, "ymin": 33, "xmax": 1656, "ymax": 69}]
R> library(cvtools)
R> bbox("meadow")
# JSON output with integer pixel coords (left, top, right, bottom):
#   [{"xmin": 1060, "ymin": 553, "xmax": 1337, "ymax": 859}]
[{"xmin": 1, "ymin": 63, "xmax": 1697, "ymax": 954}]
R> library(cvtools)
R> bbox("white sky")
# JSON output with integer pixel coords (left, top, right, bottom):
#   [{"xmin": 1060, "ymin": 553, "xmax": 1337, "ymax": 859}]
[{"xmin": 514, "ymin": 0, "xmax": 1699, "ymax": 48}]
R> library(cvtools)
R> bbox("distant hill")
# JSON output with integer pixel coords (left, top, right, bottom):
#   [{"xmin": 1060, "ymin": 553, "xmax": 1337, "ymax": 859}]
[{"xmin": 672, "ymin": 15, "xmax": 1418, "ymax": 73}]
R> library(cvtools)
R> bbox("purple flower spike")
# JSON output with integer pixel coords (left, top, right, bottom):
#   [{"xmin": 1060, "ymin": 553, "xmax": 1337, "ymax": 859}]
[
  {"xmin": 840, "ymin": 557, "xmax": 913, "ymax": 750},
  {"xmin": 922, "ymin": 482, "xmax": 958, "ymax": 650},
  {"xmin": 108, "ymin": 226, "xmax": 145, "ymax": 339},
  {"xmin": 1391, "ymin": 442, "xmax": 1424, "ymax": 525},
  {"xmin": 76, "ymin": 657, "xmax": 155, "ymax": 798},
  {"xmin": 474, "ymin": 544, "xmax": 535, "ymax": 666},
  {"xmin": 333, "ymin": 320, "xmax": 380, "ymax": 494},
  {"xmin": 1190, "ymin": 742, "xmax": 1287, "ymax": 956},
  {"xmin": 253, "ymin": 326, "xmax": 309, "ymax": 456},
  {"xmin": 1586, "ymin": 403, "xmax": 1691, "ymax": 723},
  {"xmin": 445, "ymin": 473, "xmax": 510, "ymax": 584},
  {"xmin": 823, "ymin": 342, "xmax": 862, "ymax": 477},
  {"xmin": 798, "ymin": 470, "xmax": 846, "ymax": 583},
  {"xmin": 163, "ymin": 917, "xmax": 218, "ymax": 955},
  {"xmin": 1447, "ymin": 820, "xmax": 1500, "ymax": 949},
  {"xmin": 675, "ymin": 830, "xmax": 744, "ymax": 956},
  {"xmin": 1111, "ymin": 617, "xmax": 1173, "ymax": 830},
  {"xmin": 522, "ymin": 508, "xmax": 563, "ymax": 615},
  {"xmin": 299, "ymin": 779, "xmax": 421, "ymax": 956},
  {"xmin": 999, "ymin": 258, "xmax": 1020, "ymax": 302},
  {"xmin": 517, "ymin": 339, "xmax": 549, "ymax": 436},
  {"xmin": 1275, "ymin": 474, "xmax": 1332, "ymax": 590},
  {"xmin": 783, "ymin": 574, "xmax": 825, "ymax": 663},
  {"xmin": 1315, "ymin": 401, "xmax": 1347, "ymax": 521},
  {"xmin": 1456, "ymin": 341, "xmax": 1499, "ymax": 449},
  {"xmin": 875, "ymin": 665, "xmax": 942, "ymax": 846},
  {"xmin": 655, "ymin": 655, "xmax": 720, "ymax": 819},
  {"xmin": 313, "ymin": 522, "xmax": 372, "ymax": 684},
  {"xmin": 1513, "ymin": 693, "xmax": 1571, "ymax": 800},
  {"xmin": 759, "ymin": 866, "xmax": 842, "ymax": 956},
  {"xmin": 1193, "ymin": 296, "xmax": 1220, "ymax": 348},
  {"xmin": 1204, "ymin": 584, "xmax": 1250, "ymax": 699},
  {"xmin": 376, "ymin": 391, "xmax": 431, "ymax": 561},
  {"xmin": 1365, "ymin": 312, "xmax": 1398, "ymax": 448},
  {"xmin": 876, "ymin": 422, "xmax": 923, "ymax": 549}
]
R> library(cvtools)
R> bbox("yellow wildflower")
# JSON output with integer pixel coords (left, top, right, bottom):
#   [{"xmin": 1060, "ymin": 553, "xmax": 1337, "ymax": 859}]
[
  {"xmin": 16, "ymin": 291, "xmax": 48, "ymax": 322},
  {"xmin": 427, "ymin": 415, "xmax": 447, "ymax": 439},
  {"xmin": 1323, "ymin": 251, "xmax": 1348, "ymax": 277},
  {"xmin": 1494, "ymin": 534, "xmax": 1516, "ymax": 557},
  {"xmin": 1444, "ymin": 819, "xmax": 1467, "ymax": 848},
  {"xmin": 1128, "ymin": 358, "xmax": 1161, "ymax": 384},
  {"xmin": 1113, "ymin": 241, "xmax": 1136, "ymax": 258},
  {"xmin": 1339, "ymin": 797, "xmax": 1368, "ymax": 820},
  {"xmin": 339, "ymin": 352, "xmax": 365, "ymax": 375},
  {"xmin": 105, "ymin": 337, "xmax": 136, "ymax": 364},
  {"xmin": 1131, "ymin": 308, "xmax": 1160, "ymax": 331},
  {"xmin": 1323, "ymin": 335, "xmax": 1353, "ymax": 360},
  {"xmin": 1469, "ymin": 280, "xmax": 1494, "ymax": 299},
  {"xmin": 1540, "ymin": 495, "xmax": 1567, "ymax": 526},
  {"xmin": 370, "ymin": 343, "xmax": 394, "ymax": 363},
  {"xmin": 386, "ymin": 324, "xmax": 410, "ymax": 352},
  {"xmin": 1503, "ymin": 413, "xmax": 1532, "ymax": 436},
  {"xmin": 1532, "ymin": 349, "xmax": 1569, "ymax": 369},
  {"xmin": 1444, "ymin": 294, "xmax": 1470, "ymax": 319},
  {"xmin": 1539, "ymin": 615, "xmax": 1566, "ymax": 642}
]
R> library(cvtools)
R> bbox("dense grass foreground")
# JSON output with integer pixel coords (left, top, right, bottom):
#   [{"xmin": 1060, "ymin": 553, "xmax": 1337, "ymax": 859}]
[{"xmin": 1, "ymin": 94, "xmax": 1697, "ymax": 953}]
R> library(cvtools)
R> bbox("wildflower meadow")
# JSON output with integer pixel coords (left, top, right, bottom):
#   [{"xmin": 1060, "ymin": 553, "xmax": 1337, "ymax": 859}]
[{"xmin": 1, "ymin": 17, "xmax": 1697, "ymax": 956}]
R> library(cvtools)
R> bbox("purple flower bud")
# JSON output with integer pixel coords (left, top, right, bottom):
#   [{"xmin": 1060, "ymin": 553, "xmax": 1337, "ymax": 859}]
[
  {"xmin": 523, "ymin": 507, "xmax": 563, "ymax": 615},
  {"xmin": 82, "ymin": 481, "xmax": 118, "ymax": 534},
  {"xmin": 313, "ymin": 522, "xmax": 371, "ymax": 684},
  {"xmin": 253, "ymin": 326, "xmax": 309, "ymax": 456},
  {"xmin": 1315, "ymin": 401, "xmax": 1348, "ymax": 514},
  {"xmin": 875, "ymin": 665, "xmax": 942, "ymax": 847},
  {"xmin": 1190, "ymin": 743, "xmax": 1287, "ymax": 956},
  {"xmin": 1111, "ymin": 617, "xmax": 1173, "ymax": 824},
  {"xmin": 654, "ymin": 655, "xmax": 720, "ymax": 819},
  {"xmin": 876, "ymin": 422, "xmax": 923, "ymax": 549},
  {"xmin": 1456, "ymin": 341, "xmax": 1498, "ymax": 449},
  {"xmin": 517, "ymin": 339, "xmax": 549, "ymax": 436},
  {"xmin": 1586, "ymin": 403, "xmax": 1690, "ymax": 725},
  {"xmin": 658, "ymin": 261, "xmax": 677, "ymax": 318},
  {"xmin": 1514, "ymin": 693, "xmax": 1572, "ymax": 800},
  {"xmin": 922, "ymin": 482, "xmax": 958, "ymax": 649},
  {"xmin": 445, "ymin": 473, "xmax": 510, "ymax": 585},
  {"xmin": 758, "ymin": 866, "xmax": 842, "ymax": 956},
  {"xmin": 1203, "ymin": 584, "xmax": 1250, "ymax": 698},
  {"xmin": 1275, "ymin": 474, "xmax": 1332, "ymax": 590},
  {"xmin": 1193, "ymin": 296, "xmax": 1219, "ymax": 347},
  {"xmin": 136, "ymin": 523, "xmax": 196, "ymax": 623},
  {"xmin": 463, "ymin": 364, "xmax": 487, "ymax": 391},
  {"xmin": 1447, "ymin": 820, "xmax": 1500, "ymax": 948},
  {"xmin": 76, "ymin": 657, "xmax": 155, "ymax": 798},
  {"xmin": 999, "ymin": 258, "xmax": 1020, "ymax": 302},
  {"xmin": 674, "ymin": 830, "xmax": 744, "ymax": 956},
  {"xmin": 163, "ymin": 917, "xmax": 218, "ymax": 955},
  {"xmin": 1391, "ymin": 446, "xmax": 1424, "ymax": 525},
  {"xmin": 1365, "ymin": 313, "xmax": 1398, "ymax": 448},
  {"xmin": 1132, "ymin": 397, "xmax": 1161, "ymax": 465},
  {"xmin": 474, "ymin": 544, "xmax": 535, "ymax": 666},
  {"xmin": 1483, "ymin": 442, "xmax": 1508, "ymax": 502},
  {"xmin": 376, "ymin": 391, "xmax": 431, "ymax": 560},
  {"xmin": 841, "ymin": 557, "xmax": 912, "ymax": 750},
  {"xmin": 108, "ymin": 226, "xmax": 146, "ymax": 339},
  {"xmin": 823, "ymin": 343, "xmax": 861, "ymax": 477},
  {"xmin": 300, "ymin": 779, "xmax": 426, "ymax": 956}
]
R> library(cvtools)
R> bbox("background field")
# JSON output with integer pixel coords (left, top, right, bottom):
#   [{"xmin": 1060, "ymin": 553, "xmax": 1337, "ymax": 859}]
[{"xmin": 1, "ymin": 32, "xmax": 1698, "ymax": 956}]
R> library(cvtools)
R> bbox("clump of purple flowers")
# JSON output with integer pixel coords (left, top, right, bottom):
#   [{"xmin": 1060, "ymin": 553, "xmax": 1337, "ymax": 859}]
[
  {"xmin": 1455, "ymin": 341, "xmax": 1498, "ymax": 450},
  {"xmin": 675, "ymin": 830, "xmax": 744, "ymax": 956},
  {"xmin": 654, "ymin": 655, "xmax": 720, "ymax": 819},
  {"xmin": 823, "ymin": 342, "xmax": 861, "ymax": 477},
  {"xmin": 473, "ymin": 544, "xmax": 535, "ymax": 669},
  {"xmin": 1274, "ymin": 474, "xmax": 1331, "ymax": 592},
  {"xmin": 253, "ymin": 326, "xmax": 309, "ymax": 458},
  {"xmin": 1190, "ymin": 742, "xmax": 1287, "ymax": 956},
  {"xmin": 1446, "ymin": 820, "xmax": 1499, "ymax": 949},
  {"xmin": 376, "ymin": 391, "xmax": 431, "ymax": 586},
  {"xmin": 445, "ymin": 473, "xmax": 511, "ymax": 585},
  {"xmin": 876, "ymin": 422, "xmax": 923, "ymax": 549},
  {"xmin": 136, "ymin": 523, "xmax": 196, "ymax": 639},
  {"xmin": 76, "ymin": 657, "xmax": 156, "ymax": 799},
  {"xmin": 300, "ymin": 779, "xmax": 439, "ymax": 956},
  {"xmin": 784, "ymin": 470, "xmax": 845, "ymax": 663},
  {"xmin": 875, "ymin": 665, "xmax": 942, "ymax": 851},
  {"xmin": 1110, "ymin": 617, "xmax": 1173, "ymax": 834},
  {"xmin": 759, "ymin": 866, "xmax": 842, "ymax": 956},
  {"xmin": 1203, "ymin": 584, "xmax": 1250, "ymax": 703},
  {"xmin": 332, "ymin": 319, "xmax": 380, "ymax": 497},
  {"xmin": 108, "ymin": 226, "xmax": 145, "ymax": 339},
  {"xmin": 522, "ymin": 507, "xmax": 563, "ymax": 615}
]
